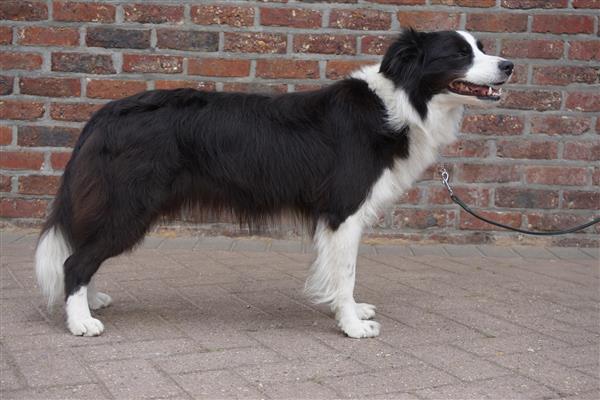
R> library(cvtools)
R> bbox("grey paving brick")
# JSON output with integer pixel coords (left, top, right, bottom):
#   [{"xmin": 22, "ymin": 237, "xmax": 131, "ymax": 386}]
[
  {"xmin": 415, "ymin": 374, "xmax": 558, "ymax": 400},
  {"xmin": 158, "ymin": 236, "xmax": 199, "ymax": 250},
  {"xmin": 511, "ymin": 246, "xmax": 558, "ymax": 259},
  {"xmin": 492, "ymin": 353, "xmax": 600, "ymax": 395},
  {"xmin": 232, "ymin": 238, "xmax": 269, "ymax": 252},
  {"xmin": 269, "ymin": 239, "xmax": 303, "ymax": 253},
  {"xmin": 11, "ymin": 349, "xmax": 93, "ymax": 387},
  {"xmin": 173, "ymin": 370, "xmax": 264, "ymax": 399},
  {"xmin": 74, "ymin": 338, "xmax": 199, "ymax": 362},
  {"xmin": 2, "ymin": 384, "xmax": 110, "ymax": 400},
  {"xmin": 156, "ymin": 347, "xmax": 282, "ymax": 374},
  {"xmin": 91, "ymin": 359, "xmax": 183, "ymax": 399},
  {"xmin": 580, "ymin": 248, "xmax": 599, "ymax": 259},
  {"xmin": 138, "ymin": 236, "xmax": 165, "ymax": 249},
  {"xmin": 193, "ymin": 236, "xmax": 235, "ymax": 251},
  {"xmin": 259, "ymin": 380, "xmax": 340, "ymax": 399},
  {"xmin": 323, "ymin": 363, "xmax": 458, "ymax": 397},
  {"xmin": 404, "ymin": 344, "xmax": 510, "ymax": 381},
  {"xmin": 547, "ymin": 247, "xmax": 595, "ymax": 260},
  {"xmin": 477, "ymin": 245, "xmax": 521, "ymax": 258},
  {"xmin": 0, "ymin": 367, "xmax": 25, "ymax": 392},
  {"xmin": 453, "ymin": 333, "xmax": 570, "ymax": 358},
  {"xmin": 374, "ymin": 244, "xmax": 414, "ymax": 257},
  {"xmin": 539, "ymin": 344, "xmax": 600, "ymax": 368},
  {"xmin": 443, "ymin": 244, "xmax": 483, "ymax": 257},
  {"xmin": 410, "ymin": 244, "xmax": 449, "ymax": 257}
]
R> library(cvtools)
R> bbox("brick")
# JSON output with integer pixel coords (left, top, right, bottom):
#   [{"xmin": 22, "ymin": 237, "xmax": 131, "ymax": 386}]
[
  {"xmin": 501, "ymin": 0, "xmax": 567, "ymax": 8},
  {"xmin": 440, "ymin": 139, "xmax": 490, "ymax": 158},
  {"xmin": 532, "ymin": 66, "xmax": 598, "ymax": 86},
  {"xmin": 0, "ymin": 52, "xmax": 43, "ymax": 71},
  {"xmin": 0, "ymin": 26, "xmax": 12, "ymax": 44},
  {"xmin": 86, "ymin": 79, "xmax": 147, "ymax": 99},
  {"xmin": 0, "ymin": 101, "xmax": 44, "ymax": 120},
  {"xmin": 460, "ymin": 210, "xmax": 522, "ymax": 231},
  {"xmin": 17, "ymin": 125, "xmax": 80, "ymax": 147},
  {"xmin": 50, "ymin": 102, "xmax": 103, "ymax": 122},
  {"xmin": 509, "ymin": 64, "xmax": 527, "ymax": 84},
  {"xmin": 326, "ymin": 60, "xmax": 375, "ymax": 80},
  {"xmin": 18, "ymin": 175, "xmax": 61, "ymax": 195},
  {"xmin": 53, "ymin": 1, "xmax": 115, "ymax": 22},
  {"xmin": 495, "ymin": 188, "xmax": 559, "ymax": 209},
  {"xmin": 501, "ymin": 40, "xmax": 563, "ymax": 59},
  {"xmin": 566, "ymin": 92, "xmax": 600, "ymax": 112},
  {"xmin": 525, "ymin": 166, "xmax": 588, "ymax": 186},
  {"xmin": 256, "ymin": 60, "xmax": 319, "ymax": 79},
  {"xmin": 222, "ymin": 82, "xmax": 288, "ymax": 94},
  {"xmin": 593, "ymin": 167, "xmax": 600, "ymax": 186},
  {"xmin": 122, "ymin": 54, "xmax": 183, "ymax": 74},
  {"xmin": 563, "ymin": 141, "xmax": 600, "ymax": 161},
  {"xmin": 50, "ymin": 151, "xmax": 72, "ymax": 170},
  {"xmin": 361, "ymin": 35, "xmax": 395, "ymax": 55},
  {"xmin": 330, "ymin": 9, "xmax": 391, "ymax": 30},
  {"xmin": 86, "ymin": 27, "xmax": 150, "ymax": 49},
  {"xmin": 369, "ymin": 0, "xmax": 425, "ymax": 4},
  {"xmin": 191, "ymin": 5, "xmax": 254, "ymax": 27},
  {"xmin": 154, "ymin": 80, "xmax": 216, "ymax": 91},
  {"xmin": 123, "ymin": 4, "xmax": 184, "ymax": 24},
  {"xmin": 461, "ymin": 114, "xmax": 524, "ymax": 135},
  {"xmin": 224, "ymin": 32, "xmax": 287, "ymax": 54},
  {"xmin": 0, "ymin": 174, "xmax": 11, "ymax": 192},
  {"xmin": 573, "ymin": 0, "xmax": 600, "ymax": 8},
  {"xmin": 294, "ymin": 84, "xmax": 325, "ymax": 92},
  {"xmin": 0, "ymin": 198, "xmax": 47, "ymax": 218},
  {"xmin": 530, "ymin": 116, "xmax": 591, "ymax": 136},
  {"xmin": 568, "ymin": 41, "xmax": 600, "ymax": 61},
  {"xmin": 188, "ymin": 59, "xmax": 250, "ymax": 77},
  {"xmin": 261, "ymin": 8, "xmax": 322, "ymax": 28},
  {"xmin": 0, "ymin": 126, "xmax": 12, "ymax": 145},
  {"xmin": 527, "ymin": 213, "xmax": 594, "ymax": 232},
  {"xmin": 19, "ymin": 77, "xmax": 81, "ymax": 98},
  {"xmin": 431, "ymin": 0, "xmax": 494, "ymax": 5},
  {"xmin": 563, "ymin": 191, "xmax": 600, "ymax": 210},
  {"xmin": 0, "ymin": 1, "xmax": 47, "ymax": 21},
  {"xmin": 466, "ymin": 13, "xmax": 527, "ymax": 32},
  {"xmin": 0, "ymin": 76, "xmax": 14, "ymax": 95},
  {"xmin": 398, "ymin": 11, "xmax": 461, "ymax": 30},
  {"xmin": 429, "ymin": 186, "xmax": 489, "ymax": 206},
  {"xmin": 156, "ymin": 30, "xmax": 218, "ymax": 52},
  {"xmin": 0, "ymin": 151, "xmax": 44, "ymax": 170},
  {"xmin": 52, "ymin": 52, "xmax": 115, "ymax": 74},
  {"xmin": 17, "ymin": 26, "xmax": 79, "ymax": 47},
  {"xmin": 293, "ymin": 34, "xmax": 356, "ymax": 55},
  {"xmin": 533, "ymin": 15, "xmax": 594, "ymax": 34},
  {"xmin": 460, "ymin": 164, "xmax": 520, "ymax": 183},
  {"xmin": 501, "ymin": 90, "xmax": 561, "ymax": 111},
  {"xmin": 496, "ymin": 140, "xmax": 559, "ymax": 160},
  {"xmin": 391, "ymin": 208, "xmax": 455, "ymax": 229}
]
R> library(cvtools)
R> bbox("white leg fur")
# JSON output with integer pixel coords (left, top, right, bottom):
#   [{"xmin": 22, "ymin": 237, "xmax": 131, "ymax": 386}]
[
  {"xmin": 87, "ymin": 279, "xmax": 112, "ymax": 310},
  {"xmin": 66, "ymin": 286, "xmax": 104, "ymax": 336},
  {"xmin": 306, "ymin": 216, "xmax": 380, "ymax": 338},
  {"xmin": 35, "ymin": 227, "xmax": 70, "ymax": 307}
]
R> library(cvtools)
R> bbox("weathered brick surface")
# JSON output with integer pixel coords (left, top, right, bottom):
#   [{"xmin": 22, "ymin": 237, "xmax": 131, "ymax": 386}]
[{"xmin": 0, "ymin": 0, "xmax": 597, "ymax": 246}]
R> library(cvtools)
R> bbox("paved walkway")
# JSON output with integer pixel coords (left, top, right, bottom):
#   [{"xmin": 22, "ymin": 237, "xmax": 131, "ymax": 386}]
[{"xmin": 1, "ymin": 231, "xmax": 599, "ymax": 400}]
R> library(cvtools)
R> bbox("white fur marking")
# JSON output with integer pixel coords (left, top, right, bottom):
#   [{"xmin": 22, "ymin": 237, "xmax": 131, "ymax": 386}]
[
  {"xmin": 87, "ymin": 280, "xmax": 113, "ymax": 310},
  {"xmin": 66, "ymin": 286, "xmax": 104, "ymax": 336},
  {"xmin": 35, "ymin": 227, "xmax": 71, "ymax": 307}
]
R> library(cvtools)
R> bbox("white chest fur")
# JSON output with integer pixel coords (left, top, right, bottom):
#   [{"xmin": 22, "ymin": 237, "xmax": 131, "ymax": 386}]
[{"xmin": 352, "ymin": 65, "xmax": 464, "ymax": 224}]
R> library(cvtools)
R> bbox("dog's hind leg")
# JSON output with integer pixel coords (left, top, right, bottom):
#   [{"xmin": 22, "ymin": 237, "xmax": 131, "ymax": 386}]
[
  {"xmin": 305, "ymin": 216, "xmax": 380, "ymax": 339},
  {"xmin": 87, "ymin": 278, "xmax": 112, "ymax": 310}
]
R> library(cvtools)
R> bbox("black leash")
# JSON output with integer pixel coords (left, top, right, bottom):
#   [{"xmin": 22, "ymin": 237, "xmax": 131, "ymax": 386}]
[{"xmin": 439, "ymin": 167, "xmax": 600, "ymax": 236}]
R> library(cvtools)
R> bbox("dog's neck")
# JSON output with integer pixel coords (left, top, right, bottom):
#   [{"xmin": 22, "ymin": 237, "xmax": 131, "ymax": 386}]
[{"xmin": 352, "ymin": 64, "xmax": 463, "ymax": 147}]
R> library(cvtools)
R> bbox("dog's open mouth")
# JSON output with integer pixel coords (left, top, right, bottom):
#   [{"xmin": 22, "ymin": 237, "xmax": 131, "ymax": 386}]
[{"xmin": 448, "ymin": 81, "xmax": 502, "ymax": 101}]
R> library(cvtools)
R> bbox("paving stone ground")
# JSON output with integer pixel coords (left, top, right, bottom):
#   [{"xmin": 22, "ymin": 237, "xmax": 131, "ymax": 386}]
[{"xmin": 1, "ymin": 231, "xmax": 598, "ymax": 400}]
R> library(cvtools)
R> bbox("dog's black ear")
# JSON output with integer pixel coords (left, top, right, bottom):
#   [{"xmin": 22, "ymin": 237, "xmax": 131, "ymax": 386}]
[{"xmin": 379, "ymin": 28, "xmax": 424, "ymax": 89}]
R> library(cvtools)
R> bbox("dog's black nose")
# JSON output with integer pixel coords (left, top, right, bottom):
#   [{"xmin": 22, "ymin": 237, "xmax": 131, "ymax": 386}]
[{"xmin": 498, "ymin": 60, "xmax": 514, "ymax": 76}]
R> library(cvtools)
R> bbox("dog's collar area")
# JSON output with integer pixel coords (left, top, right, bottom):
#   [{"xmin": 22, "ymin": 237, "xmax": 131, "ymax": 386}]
[{"xmin": 448, "ymin": 80, "xmax": 502, "ymax": 100}]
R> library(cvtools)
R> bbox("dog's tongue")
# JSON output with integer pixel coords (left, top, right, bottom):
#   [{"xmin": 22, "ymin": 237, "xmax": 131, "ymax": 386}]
[{"xmin": 449, "ymin": 81, "xmax": 499, "ymax": 97}]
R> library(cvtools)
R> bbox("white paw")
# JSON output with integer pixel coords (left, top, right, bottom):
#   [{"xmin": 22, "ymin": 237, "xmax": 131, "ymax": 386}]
[
  {"xmin": 67, "ymin": 317, "xmax": 104, "ymax": 337},
  {"xmin": 339, "ymin": 318, "xmax": 380, "ymax": 339},
  {"xmin": 355, "ymin": 303, "xmax": 376, "ymax": 320},
  {"xmin": 88, "ymin": 292, "xmax": 112, "ymax": 310}
]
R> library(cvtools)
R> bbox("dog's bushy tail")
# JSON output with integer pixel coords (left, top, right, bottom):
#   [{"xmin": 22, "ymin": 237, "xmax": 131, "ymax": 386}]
[{"xmin": 35, "ymin": 225, "xmax": 71, "ymax": 307}]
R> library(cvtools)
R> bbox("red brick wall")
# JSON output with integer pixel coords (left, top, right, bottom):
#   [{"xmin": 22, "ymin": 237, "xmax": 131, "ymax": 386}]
[{"xmin": 1, "ymin": 0, "xmax": 598, "ymax": 247}]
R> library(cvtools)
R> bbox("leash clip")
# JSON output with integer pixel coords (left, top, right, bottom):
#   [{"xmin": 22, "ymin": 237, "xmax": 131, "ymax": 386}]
[{"xmin": 439, "ymin": 166, "xmax": 453, "ymax": 196}]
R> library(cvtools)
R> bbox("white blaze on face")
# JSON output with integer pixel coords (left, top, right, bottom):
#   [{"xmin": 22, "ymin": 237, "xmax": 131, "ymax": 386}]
[{"xmin": 458, "ymin": 31, "xmax": 508, "ymax": 85}]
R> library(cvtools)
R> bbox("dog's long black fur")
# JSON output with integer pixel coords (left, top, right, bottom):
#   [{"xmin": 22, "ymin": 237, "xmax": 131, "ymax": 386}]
[{"xmin": 46, "ymin": 78, "xmax": 409, "ymax": 298}]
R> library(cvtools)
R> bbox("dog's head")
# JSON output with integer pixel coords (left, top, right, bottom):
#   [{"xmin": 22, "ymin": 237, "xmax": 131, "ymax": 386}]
[{"xmin": 380, "ymin": 29, "xmax": 513, "ymax": 116}]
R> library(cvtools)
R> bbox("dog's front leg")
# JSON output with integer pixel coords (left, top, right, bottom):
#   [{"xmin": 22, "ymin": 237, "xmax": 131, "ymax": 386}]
[{"xmin": 306, "ymin": 217, "xmax": 380, "ymax": 338}]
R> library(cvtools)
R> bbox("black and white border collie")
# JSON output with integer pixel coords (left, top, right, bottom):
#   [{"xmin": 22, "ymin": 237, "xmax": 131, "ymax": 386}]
[{"xmin": 35, "ymin": 29, "xmax": 513, "ymax": 338}]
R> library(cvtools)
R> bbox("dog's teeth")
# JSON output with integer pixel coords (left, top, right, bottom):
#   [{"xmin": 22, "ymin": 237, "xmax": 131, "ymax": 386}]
[{"xmin": 487, "ymin": 87, "xmax": 492, "ymax": 96}]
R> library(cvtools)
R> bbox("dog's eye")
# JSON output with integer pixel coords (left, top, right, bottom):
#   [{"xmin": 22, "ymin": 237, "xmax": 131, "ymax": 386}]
[{"xmin": 457, "ymin": 50, "xmax": 470, "ymax": 57}]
